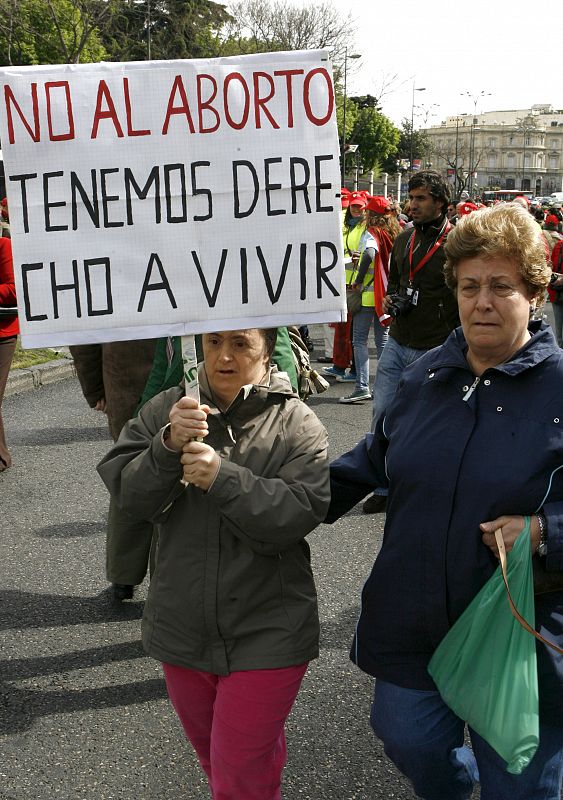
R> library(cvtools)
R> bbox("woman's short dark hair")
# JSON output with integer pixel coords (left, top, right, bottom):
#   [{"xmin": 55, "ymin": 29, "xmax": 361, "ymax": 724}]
[
  {"xmin": 263, "ymin": 328, "xmax": 278, "ymax": 358},
  {"xmin": 408, "ymin": 171, "xmax": 451, "ymax": 213}
]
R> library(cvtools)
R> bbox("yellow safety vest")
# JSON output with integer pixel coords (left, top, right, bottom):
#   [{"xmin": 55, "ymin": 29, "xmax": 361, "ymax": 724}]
[{"xmin": 343, "ymin": 222, "xmax": 376, "ymax": 306}]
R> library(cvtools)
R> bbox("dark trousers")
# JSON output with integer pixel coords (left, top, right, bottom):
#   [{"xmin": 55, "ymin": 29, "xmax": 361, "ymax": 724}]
[
  {"xmin": 0, "ymin": 336, "xmax": 16, "ymax": 470},
  {"xmin": 106, "ymin": 498, "xmax": 154, "ymax": 585}
]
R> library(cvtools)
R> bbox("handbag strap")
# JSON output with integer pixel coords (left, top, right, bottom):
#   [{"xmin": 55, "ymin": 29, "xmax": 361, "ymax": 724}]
[
  {"xmin": 348, "ymin": 270, "xmax": 374, "ymax": 291},
  {"xmin": 494, "ymin": 529, "xmax": 563, "ymax": 655}
]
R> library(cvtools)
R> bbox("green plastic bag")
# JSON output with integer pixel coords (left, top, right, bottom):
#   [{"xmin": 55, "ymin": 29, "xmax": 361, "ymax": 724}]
[{"xmin": 428, "ymin": 518, "xmax": 539, "ymax": 774}]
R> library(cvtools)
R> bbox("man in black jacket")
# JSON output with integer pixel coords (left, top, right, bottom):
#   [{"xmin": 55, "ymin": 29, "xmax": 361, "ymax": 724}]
[{"xmin": 364, "ymin": 171, "xmax": 460, "ymax": 513}]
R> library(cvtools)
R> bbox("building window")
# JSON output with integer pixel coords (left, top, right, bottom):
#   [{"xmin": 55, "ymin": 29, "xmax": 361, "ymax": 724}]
[
  {"xmin": 488, "ymin": 155, "xmax": 496, "ymax": 169},
  {"xmin": 488, "ymin": 137, "xmax": 496, "ymax": 148},
  {"xmin": 507, "ymin": 153, "xmax": 516, "ymax": 168},
  {"xmin": 550, "ymin": 156, "xmax": 559, "ymax": 169}
]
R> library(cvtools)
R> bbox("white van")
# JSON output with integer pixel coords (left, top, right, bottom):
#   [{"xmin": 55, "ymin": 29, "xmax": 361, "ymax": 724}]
[{"xmin": 549, "ymin": 192, "xmax": 563, "ymax": 203}]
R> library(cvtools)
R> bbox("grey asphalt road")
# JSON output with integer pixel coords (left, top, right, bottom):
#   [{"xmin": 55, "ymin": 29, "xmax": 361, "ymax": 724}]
[{"xmin": 0, "ymin": 338, "xmax": 480, "ymax": 800}]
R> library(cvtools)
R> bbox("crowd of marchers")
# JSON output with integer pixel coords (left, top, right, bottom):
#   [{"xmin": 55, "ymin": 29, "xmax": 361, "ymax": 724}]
[{"xmin": 1, "ymin": 174, "xmax": 562, "ymax": 799}]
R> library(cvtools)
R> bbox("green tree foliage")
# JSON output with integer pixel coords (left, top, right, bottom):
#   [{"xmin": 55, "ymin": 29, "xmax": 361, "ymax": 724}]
[
  {"xmin": 381, "ymin": 118, "xmax": 431, "ymax": 174},
  {"xmin": 0, "ymin": 0, "xmax": 231, "ymax": 66},
  {"xmin": 347, "ymin": 105, "xmax": 400, "ymax": 174},
  {"xmin": 336, "ymin": 95, "xmax": 359, "ymax": 145},
  {"xmin": 102, "ymin": 0, "xmax": 231, "ymax": 63},
  {"xmin": 350, "ymin": 94, "xmax": 381, "ymax": 111},
  {"xmin": 0, "ymin": 0, "xmax": 110, "ymax": 65}
]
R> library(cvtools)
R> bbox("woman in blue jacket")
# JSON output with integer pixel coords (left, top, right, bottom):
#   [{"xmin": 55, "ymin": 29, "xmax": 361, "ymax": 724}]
[{"xmin": 327, "ymin": 204, "xmax": 562, "ymax": 800}]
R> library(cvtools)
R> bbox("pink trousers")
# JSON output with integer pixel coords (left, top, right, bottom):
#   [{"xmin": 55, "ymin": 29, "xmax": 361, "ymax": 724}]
[{"xmin": 162, "ymin": 662, "xmax": 308, "ymax": 800}]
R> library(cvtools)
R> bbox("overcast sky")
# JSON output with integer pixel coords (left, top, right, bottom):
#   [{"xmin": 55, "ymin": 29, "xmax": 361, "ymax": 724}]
[{"xmin": 288, "ymin": 0, "xmax": 563, "ymax": 127}]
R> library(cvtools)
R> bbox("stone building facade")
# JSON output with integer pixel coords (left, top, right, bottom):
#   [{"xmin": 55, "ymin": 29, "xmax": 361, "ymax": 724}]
[{"xmin": 423, "ymin": 104, "xmax": 563, "ymax": 197}]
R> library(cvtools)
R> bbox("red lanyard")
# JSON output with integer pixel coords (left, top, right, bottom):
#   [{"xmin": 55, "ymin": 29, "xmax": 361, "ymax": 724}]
[{"xmin": 408, "ymin": 220, "xmax": 451, "ymax": 283}]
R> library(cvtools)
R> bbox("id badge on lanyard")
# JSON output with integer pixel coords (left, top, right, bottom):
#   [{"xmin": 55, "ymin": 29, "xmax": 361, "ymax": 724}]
[{"xmin": 406, "ymin": 220, "xmax": 450, "ymax": 305}]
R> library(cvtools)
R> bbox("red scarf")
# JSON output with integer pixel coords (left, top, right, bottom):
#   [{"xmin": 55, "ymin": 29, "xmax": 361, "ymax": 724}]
[{"xmin": 369, "ymin": 227, "xmax": 394, "ymax": 326}]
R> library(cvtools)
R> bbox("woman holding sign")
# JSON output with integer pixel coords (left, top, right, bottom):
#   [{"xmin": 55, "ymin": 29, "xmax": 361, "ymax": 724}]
[{"xmin": 97, "ymin": 327, "xmax": 329, "ymax": 800}]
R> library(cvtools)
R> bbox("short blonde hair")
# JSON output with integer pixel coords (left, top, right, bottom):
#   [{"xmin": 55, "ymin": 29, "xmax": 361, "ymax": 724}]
[{"xmin": 444, "ymin": 204, "xmax": 551, "ymax": 301}]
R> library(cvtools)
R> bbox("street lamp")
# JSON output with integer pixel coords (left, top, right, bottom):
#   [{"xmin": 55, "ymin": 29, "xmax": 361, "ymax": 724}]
[
  {"xmin": 461, "ymin": 90, "xmax": 492, "ymax": 118},
  {"xmin": 416, "ymin": 103, "xmax": 439, "ymax": 128},
  {"xmin": 410, "ymin": 83, "xmax": 426, "ymax": 176},
  {"xmin": 468, "ymin": 126, "xmax": 481, "ymax": 198},
  {"xmin": 355, "ymin": 156, "xmax": 364, "ymax": 191},
  {"xmin": 453, "ymin": 116, "xmax": 463, "ymax": 196},
  {"xmin": 341, "ymin": 48, "xmax": 362, "ymax": 185},
  {"xmin": 461, "ymin": 91, "xmax": 491, "ymax": 196}
]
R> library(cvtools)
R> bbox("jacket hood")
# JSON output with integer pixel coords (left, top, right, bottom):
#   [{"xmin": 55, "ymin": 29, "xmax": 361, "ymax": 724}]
[{"xmin": 427, "ymin": 319, "xmax": 559, "ymax": 377}]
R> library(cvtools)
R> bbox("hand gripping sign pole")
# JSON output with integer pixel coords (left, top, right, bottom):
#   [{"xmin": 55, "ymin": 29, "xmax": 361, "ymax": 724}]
[
  {"xmin": 181, "ymin": 333, "xmax": 199, "ymax": 403},
  {"xmin": 179, "ymin": 333, "xmax": 201, "ymax": 486}
]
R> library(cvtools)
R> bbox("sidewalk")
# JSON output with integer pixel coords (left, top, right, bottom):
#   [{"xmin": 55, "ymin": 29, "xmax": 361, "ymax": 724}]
[{"xmin": 5, "ymin": 349, "xmax": 75, "ymax": 398}]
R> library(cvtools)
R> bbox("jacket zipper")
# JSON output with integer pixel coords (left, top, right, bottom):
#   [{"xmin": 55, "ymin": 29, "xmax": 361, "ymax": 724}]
[{"xmin": 462, "ymin": 376, "xmax": 480, "ymax": 401}]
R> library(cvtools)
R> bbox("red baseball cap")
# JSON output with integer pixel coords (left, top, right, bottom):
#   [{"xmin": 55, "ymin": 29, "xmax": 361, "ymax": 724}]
[
  {"xmin": 366, "ymin": 195, "xmax": 391, "ymax": 214},
  {"xmin": 348, "ymin": 191, "xmax": 367, "ymax": 209},
  {"xmin": 458, "ymin": 202, "xmax": 478, "ymax": 216},
  {"xmin": 546, "ymin": 214, "xmax": 560, "ymax": 227}
]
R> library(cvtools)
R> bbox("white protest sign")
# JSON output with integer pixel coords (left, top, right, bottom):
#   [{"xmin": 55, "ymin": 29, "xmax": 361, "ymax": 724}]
[{"xmin": 0, "ymin": 50, "xmax": 347, "ymax": 348}]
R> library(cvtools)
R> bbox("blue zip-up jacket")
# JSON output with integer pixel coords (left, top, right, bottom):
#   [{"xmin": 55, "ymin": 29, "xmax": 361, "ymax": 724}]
[{"xmin": 327, "ymin": 321, "xmax": 562, "ymax": 723}]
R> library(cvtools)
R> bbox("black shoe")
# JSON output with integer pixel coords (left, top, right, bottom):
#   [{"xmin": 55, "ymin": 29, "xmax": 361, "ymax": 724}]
[
  {"xmin": 112, "ymin": 583, "xmax": 134, "ymax": 601},
  {"xmin": 362, "ymin": 494, "xmax": 387, "ymax": 514},
  {"xmin": 317, "ymin": 356, "xmax": 333, "ymax": 363}
]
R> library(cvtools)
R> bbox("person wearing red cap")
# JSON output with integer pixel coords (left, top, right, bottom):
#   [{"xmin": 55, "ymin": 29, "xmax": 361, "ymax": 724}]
[
  {"xmin": 313, "ymin": 188, "xmax": 353, "ymax": 364},
  {"xmin": 316, "ymin": 189, "xmax": 353, "ymax": 364},
  {"xmin": 544, "ymin": 215, "xmax": 563, "ymax": 252},
  {"xmin": 323, "ymin": 192, "xmax": 374, "ymax": 383},
  {"xmin": 339, "ymin": 196, "xmax": 400, "ymax": 404},
  {"xmin": 457, "ymin": 202, "xmax": 478, "ymax": 217},
  {"xmin": 548, "ymin": 214, "xmax": 563, "ymax": 347}
]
